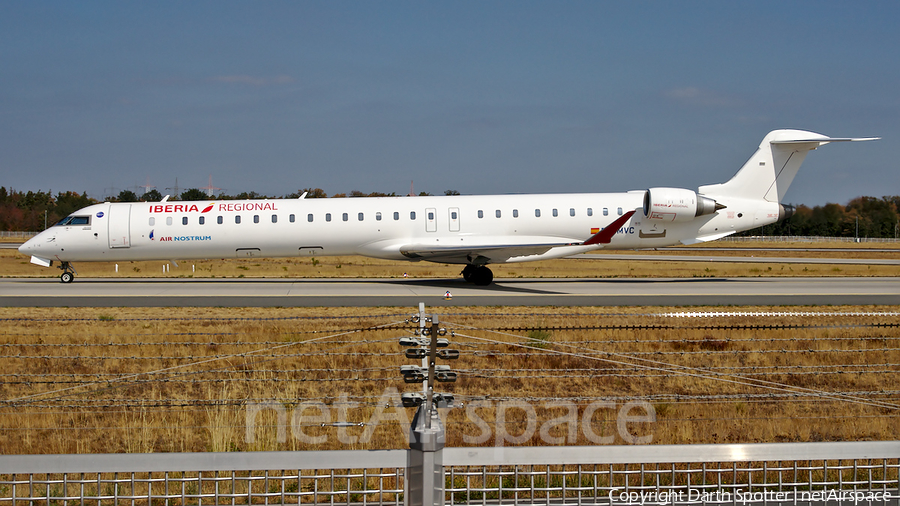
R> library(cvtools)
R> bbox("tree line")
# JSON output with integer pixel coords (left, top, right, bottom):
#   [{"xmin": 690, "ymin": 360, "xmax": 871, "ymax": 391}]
[
  {"xmin": 1, "ymin": 186, "xmax": 897, "ymax": 238},
  {"xmin": 746, "ymin": 196, "xmax": 900, "ymax": 239}
]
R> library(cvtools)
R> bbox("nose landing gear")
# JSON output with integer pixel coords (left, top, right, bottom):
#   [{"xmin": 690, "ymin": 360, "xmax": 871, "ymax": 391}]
[{"xmin": 58, "ymin": 262, "xmax": 77, "ymax": 283}]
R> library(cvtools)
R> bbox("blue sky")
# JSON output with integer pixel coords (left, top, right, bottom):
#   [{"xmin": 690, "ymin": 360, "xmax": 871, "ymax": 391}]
[{"xmin": 1, "ymin": 1, "xmax": 896, "ymax": 205}]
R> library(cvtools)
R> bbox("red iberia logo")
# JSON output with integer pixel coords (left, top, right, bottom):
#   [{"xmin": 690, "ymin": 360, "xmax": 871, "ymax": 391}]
[{"xmin": 149, "ymin": 203, "xmax": 215, "ymax": 213}]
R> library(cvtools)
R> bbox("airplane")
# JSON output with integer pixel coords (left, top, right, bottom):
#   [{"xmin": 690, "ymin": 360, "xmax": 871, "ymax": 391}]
[{"xmin": 18, "ymin": 129, "xmax": 878, "ymax": 285}]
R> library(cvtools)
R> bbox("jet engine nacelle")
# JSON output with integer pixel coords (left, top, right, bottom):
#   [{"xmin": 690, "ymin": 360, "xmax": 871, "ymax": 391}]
[{"xmin": 642, "ymin": 187, "xmax": 722, "ymax": 222}]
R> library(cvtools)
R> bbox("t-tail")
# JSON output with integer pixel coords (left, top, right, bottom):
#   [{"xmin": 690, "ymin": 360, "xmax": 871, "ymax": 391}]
[
  {"xmin": 699, "ymin": 129, "xmax": 879, "ymax": 207},
  {"xmin": 637, "ymin": 130, "xmax": 878, "ymax": 247}
]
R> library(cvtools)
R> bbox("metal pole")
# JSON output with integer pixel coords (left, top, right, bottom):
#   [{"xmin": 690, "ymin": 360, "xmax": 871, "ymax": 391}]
[
  {"xmin": 407, "ymin": 304, "xmax": 445, "ymax": 506},
  {"xmin": 419, "ymin": 303, "xmax": 428, "ymax": 400},
  {"xmin": 425, "ymin": 314, "xmax": 438, "ymax": 430}
]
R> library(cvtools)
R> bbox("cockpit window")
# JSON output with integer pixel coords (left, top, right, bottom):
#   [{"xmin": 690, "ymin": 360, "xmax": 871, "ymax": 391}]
[{"xmin": 55, "ymin": 215, "xmax": 91, "ymax": 226}]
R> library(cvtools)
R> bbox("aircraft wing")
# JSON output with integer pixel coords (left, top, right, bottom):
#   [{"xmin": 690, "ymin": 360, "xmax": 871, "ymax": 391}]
[
  {"xmin": 399, "ymin": 238, "xmax": 582, "ymax": 264},
  {"xmin": 398, "ymin": 211, "xmax": 638, "ymax": 264}
]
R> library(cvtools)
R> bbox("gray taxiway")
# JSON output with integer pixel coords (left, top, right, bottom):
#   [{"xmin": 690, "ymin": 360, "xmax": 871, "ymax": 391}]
[{"xmin": 1, "ymin": 277, "xmax": 898, "ymax": 307}]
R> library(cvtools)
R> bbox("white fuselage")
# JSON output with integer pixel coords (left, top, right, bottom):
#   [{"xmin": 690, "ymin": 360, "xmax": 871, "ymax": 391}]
[
  {"xmin": 18, "ymin": 191, "xmax": 778, "ymax": 266},
  {"xmin": 17, "ymin": 129, "xmax": 875, "ymax": 282}
]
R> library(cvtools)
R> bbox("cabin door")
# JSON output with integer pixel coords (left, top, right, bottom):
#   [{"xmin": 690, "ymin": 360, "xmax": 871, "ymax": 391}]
[{"xmin": 108, "ymin": 205, "xmax": 131, "ymax": 248}]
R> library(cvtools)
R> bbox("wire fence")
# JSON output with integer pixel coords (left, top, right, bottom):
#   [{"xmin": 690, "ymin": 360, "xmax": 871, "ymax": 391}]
[
  {"xmin": 0, "ymin": 443, "xmax": 897, "ymax": 505},
  {"xmin": 0, "ymin": 231, "xmax": 36, "ymax": 239}
]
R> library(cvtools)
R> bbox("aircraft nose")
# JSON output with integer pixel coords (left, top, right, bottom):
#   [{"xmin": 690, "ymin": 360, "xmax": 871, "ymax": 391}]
[
  {"xmin": 18, "ymin": 236, "xmax": 35, "ymax": 255},
  {"xmin": 18, "ymin": 232, "xmax": 53, "ymax": 256}
]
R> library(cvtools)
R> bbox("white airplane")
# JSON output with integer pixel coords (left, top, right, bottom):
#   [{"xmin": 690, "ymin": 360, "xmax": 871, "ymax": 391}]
[{"xmin": 19, "ymin": 129, "xmax": 877, "ymax": 285}]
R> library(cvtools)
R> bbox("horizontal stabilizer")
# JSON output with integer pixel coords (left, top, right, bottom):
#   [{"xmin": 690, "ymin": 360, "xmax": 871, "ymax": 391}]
[{"xmin": 771, "ymin": 137, "xmax": 880, "ymax": 144}]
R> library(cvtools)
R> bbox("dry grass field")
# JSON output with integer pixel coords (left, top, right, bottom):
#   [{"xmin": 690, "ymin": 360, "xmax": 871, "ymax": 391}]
[{"xmin": 0, "ymin": 305, "xmax": 897, "ymax": 454}]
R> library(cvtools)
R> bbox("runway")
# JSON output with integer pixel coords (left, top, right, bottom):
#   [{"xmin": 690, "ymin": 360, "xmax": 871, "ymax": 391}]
[{"xmin": 2, "ymin": 277, "xmax": 898, "ymax": 307}]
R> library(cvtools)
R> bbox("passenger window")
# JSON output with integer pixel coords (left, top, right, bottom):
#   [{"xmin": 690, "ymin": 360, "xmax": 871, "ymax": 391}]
[
  {"xmin": 478, "ymin": 210, "xmax": 484, "ymax": 219},
  {"xmin": 326, "ymin": 213, "xmax": 332, "ymax": 222},
  {"xmin": 376, "ymin": 212, "xmax": 382, "ymax": 221},
  {"xmin": 428, "ymin": 211, "xmax": 434, "ymax": 220},
  {"xmin": 358, "ymin": 212, "xmax": 364, "ymax": 221},
  {"xmin": 149, "ymin": 217, "xmax": 155, "ymax": 226},
  {"xmin": 289, "ymin": 214, "xmax": 295, "ymax": 223},
  {"xmin": 199, "ymin": 216, "xmax": 205, "ymax": 225},
  {"xmin": 513, "ymin": 209, "xmax": 518, "ymax": 218},
  {"xmin": 393, "ymin": 212, "xmax": 399, "ymax": 221},
  {"xmin": 587, "ymin": 208, "xmax": 593, "ymax": 217},
  {"xmin": 182, "ymin": 217, "xmax": 188, "ymax": 225},
  {"xmin": 603, "ymin": 208, "xmax": 609, "ymax": 216},
  {"xmin": 271, "ymin": 215, "xmax": 277, "ymax": 223},
  {"xmin": 342, "ymin": 213, "xmax": 348, "ymax": 222},
  {"xmin": 235, "ymin": 216, "xmax": 241, "ymax": 224},
  {"xmin": 217, "ymin": 216, "xmax": 223, "ymax": 225},
  {"xmin": 410, "ymin": 211, "xmax": 416, "ymax": 220},
  {"xmin": 495, "ymin": 210, "xmax": 501, "ymax": 218},
  {"xmin": 451, "ymin": 211, "xmax": 458, "ymax": 219},
  {"xmin": 166, "ymin": 217, "xmax": 173, "ymax": 226},
  {"xmin": 617, "ymin": 207, "xmax": 623, "ymax": 215},
  {"xmin": 253, "ymin": 215, "xmax": 260, "ymax": 224},
  {"xmin": 570, "ymin": 208, "xmax": 575, "ymax": 217},
  {"xmin": 307, "ymin": 214, "xmax": 313, "ymax": 222},
  {"xmin": 552, "ymin": 209, "xmax": 558, "ymax": 217},
  {"xmin": 535, "ymin": 209, "xmax": 541, "ymax": 217}
]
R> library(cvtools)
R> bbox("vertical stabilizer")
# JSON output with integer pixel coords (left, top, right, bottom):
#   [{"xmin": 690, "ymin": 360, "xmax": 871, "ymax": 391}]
[{"xmin": 699, "ymin": 130, "xmax": 877, "ymax": 203}]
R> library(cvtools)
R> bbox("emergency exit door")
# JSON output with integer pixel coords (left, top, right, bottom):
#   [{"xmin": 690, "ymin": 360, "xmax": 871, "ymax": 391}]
[
  {"xmin": 448, "ymin": 207, "xmax": 460, "ymax": 232},
  {"xmin": 425, "ymin": 208, "xmax": 437, "ymax": 232}
]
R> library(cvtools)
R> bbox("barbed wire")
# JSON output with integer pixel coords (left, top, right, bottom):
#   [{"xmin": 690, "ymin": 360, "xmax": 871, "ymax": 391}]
[
  {"xmin": 2, "ymin": 365, "xmax": 897, "ymax": 387},
  {"xmin": 5, "ymin": 344, "xmax": 899, "ymax": 362},
  {"xmin": 446, "ymin": 326, "xmax": 900, "ymax": 411},
  {"xmin": 0, "ymin": 313, "xmax": 408, "ymax": 323},
  {"xmin": 3, "ymin": 320, "xmax": 411, "ymax": 406},
  {"xmin": 4, "ymin": 333, "xmax": 899, "ymax": 349},
  {"xmin": 0, "ymin": 338, "xmax": 404, "ymax": 348},
  {"xmin": 1, "ymin": 411, "xmax": 897, "ymax": 434},
  {"xmin": 3, "ymin": 389, "xmax": 898, "ymax": 410},
  {"xmin": 1, "ymin": 309, "xmax": 897, "ymax": 442}
]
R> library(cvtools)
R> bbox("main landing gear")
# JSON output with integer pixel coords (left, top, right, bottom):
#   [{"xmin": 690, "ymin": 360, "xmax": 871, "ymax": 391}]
[
  {"xmin": 461, "ymin": 265, "xmax": 493, "ymax": 286},
  {"xmin": 58, "ymin": 262, "xmax": 77, "ymax": 283}
]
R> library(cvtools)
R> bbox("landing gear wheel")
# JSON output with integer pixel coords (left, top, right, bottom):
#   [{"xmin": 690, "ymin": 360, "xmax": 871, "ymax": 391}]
[
  {"xmin": 461, "ymin": 265, "xmax": 477, "ymax": 282},
  {"xmin": 58, "ymin": 261, "xmax": 76, "ymax": 283},
  {"xmin": 470, "ymin": 266, "xmax": 493, "ymax": 286}
]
